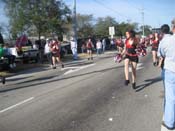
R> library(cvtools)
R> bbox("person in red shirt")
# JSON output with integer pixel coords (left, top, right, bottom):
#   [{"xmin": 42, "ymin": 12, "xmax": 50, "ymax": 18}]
[
  {"xmin": 86, "ymin": 38, "xmax": 94, "ymax": 60},
  {"xmin": 151, "ymin": 33, "xmax": 159, "ymax": 66},
  {"xmin": 121, "ymin": 30, "xmax": 139, "ymax": 89},
  {"xmin": 50, "ymin": 39, "xmax": 64, "ymax": 69},
  {"xmin": 116, "ymin": 37, "xmax": 124, "ymax": 54}
]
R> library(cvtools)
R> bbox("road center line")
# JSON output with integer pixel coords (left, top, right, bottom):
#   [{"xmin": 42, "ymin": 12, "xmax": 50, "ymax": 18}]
[
  {"xmin": 0, "ymin": 97, "xmax": 34, "ymax": 114},
  {"xmin": 63, "ymin": 63, "xmax": 96, "ymax": 75}
]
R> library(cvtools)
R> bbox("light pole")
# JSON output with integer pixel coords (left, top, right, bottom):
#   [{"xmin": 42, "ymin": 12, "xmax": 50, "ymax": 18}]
[
  {"xmin": 141, "ymin": 8, "xmax": 145, "ymax": 37},
  {"xmin": 70, "ymin": 0, "xmax": 78, "ymax": 60},
  {"xmin": 73, "ymin": 0, "xmax": 77, "ymax": 42}
]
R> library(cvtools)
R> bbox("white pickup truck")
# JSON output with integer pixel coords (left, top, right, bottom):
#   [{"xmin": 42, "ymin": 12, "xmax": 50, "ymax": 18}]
[{"xmin": 9, "ymin": 46, "xmax": 39, "ymax": 63}]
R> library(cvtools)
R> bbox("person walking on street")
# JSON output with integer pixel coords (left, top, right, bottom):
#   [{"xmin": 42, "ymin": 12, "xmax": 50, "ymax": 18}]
[
  {"xmin": 151, "ymin": 33, "xmax": 160, "ymax": 66},
  {"xmin": 102, "ymin": 38, "xmax": 106, "ymax": 53},
  {"xmin": 110, "ymin": 39, "xmax": 115, "ymax": 50},
  {"xmin": 121, "ymin": 30, "xmax": 139, "ymax": 89},
  {"xmin": 86, "ymin": 38, "xmax": 94, "ymax": 60},
  {"xmin": 158, "ymin": 24, "xmax": 175, "ymax": 130},
  {"xmin": 116, "ymin": 38, "xmax": 124, "ymax": 54},
  {"xmin": 70, "ymin": 37, "xmax": 78, "ymax": 60},
  {"xmin": 50, "ymin": 39, "xmax": 64, "ymax": 69},
  {"xmin": 81, "ymin": 41, "xmax": 86, "ymax": 54},
  {"xmin": 96, "ymin": 39, "xmax": 102, "ymax": 55},
  {"xmin": 44, "ymin": 39, "xmax": 53, "ymax": 68}
]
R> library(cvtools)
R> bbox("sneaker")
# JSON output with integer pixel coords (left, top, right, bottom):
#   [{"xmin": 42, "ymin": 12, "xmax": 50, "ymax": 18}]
[
  {"xmin": 132, "ymin": 83, "xmax": 136, "ymax": 89},
  {"xmin": 61, "ymin": 64, "xmax": 64, "ymax": 68},
  {"xmin": 52, "ymin": 66, "xmax": 56, "ymax": 69},
  {"xmin": 2, "ymin": 77, "xmax": 5, "ymax": 84},
  {"xmin": 162, "ymin": 122, "xmax": 175, "ymax": 130},
  {"xmin": 125, "ymin": 80, "xmax": 130, "ymax": 86},
  {"xmin": 153, "ymin": 62, "xmax": 157, "ymax": 67}
]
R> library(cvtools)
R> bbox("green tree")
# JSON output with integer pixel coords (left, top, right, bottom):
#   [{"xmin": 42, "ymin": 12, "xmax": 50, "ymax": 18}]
[
  {"xmin": 116, "ymin": 22, "xmax": 138, "ymax": 37},
  {"xmin": 0, "ymin": 25, "xmax": 4, "ymax": 34},
  {"xmin": 94, "ymin": 16, "xmax": 118, "ymax": 38},
  {"xmin": 139, "ymin": 25, "xmax": 152, "ymax": 36},
  {"xmin": 76, "ymin": 14, "xmax": 94, "ymax": 38},
  {"xmin": 3, "ymin": 0, "xmax": 71, "ymax": 39}
]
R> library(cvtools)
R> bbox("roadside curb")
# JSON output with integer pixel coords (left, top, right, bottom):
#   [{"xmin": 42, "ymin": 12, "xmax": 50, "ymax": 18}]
[{"xmin": 2, "ymin": 51, "xmax": 117, "ymax": 77}]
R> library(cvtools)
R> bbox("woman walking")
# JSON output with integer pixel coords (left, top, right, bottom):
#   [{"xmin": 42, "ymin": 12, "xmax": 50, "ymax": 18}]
[
  {"xmin": 86, "ymin": 39, "xmax": 94, "ymax": 60},
  {"xmin": 50, "ymin": 39, "xmax": 64, "ymax": 69},
  {"xmin": 151, "ymin": 33, "xmax": 159, "ymax": 66},
  {"xmin": 121, "ymin": 30, "xmax": 139, "ymax": 89}
]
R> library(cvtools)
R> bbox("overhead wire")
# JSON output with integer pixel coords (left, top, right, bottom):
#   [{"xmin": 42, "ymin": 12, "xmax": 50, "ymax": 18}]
[
  {"xmin": 93, "ymin": 0, "xmax": 133, "ymax": 22},
  {"xmin": 120, "ymin": 0, "xmax": 161, "ymax": 27}
]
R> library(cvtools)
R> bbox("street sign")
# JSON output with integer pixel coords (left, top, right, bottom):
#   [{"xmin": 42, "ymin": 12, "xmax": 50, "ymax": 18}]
[{"xmin": 109, "ymin": 26, "xmax": 115, "ymax": 38}]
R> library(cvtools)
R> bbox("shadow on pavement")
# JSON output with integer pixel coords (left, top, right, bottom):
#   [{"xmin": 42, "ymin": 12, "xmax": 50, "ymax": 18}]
[
  {"xmin": 6, "ymin": 76, "xmax": 33, "ymax": 82},
  {"xmin": 64, "ymin": 61, "xmax": 94, "ymax": 67},
  {"xmin": 0, "ymin": 65, "xmax": 123, "ymax": 93},
  {"xmin": 12, "ymin": 66, "xmax": 49, "ymax": 75},
  {"xmin": 135, "ymin": 76, "xmax": 163, "ymax": 92}
]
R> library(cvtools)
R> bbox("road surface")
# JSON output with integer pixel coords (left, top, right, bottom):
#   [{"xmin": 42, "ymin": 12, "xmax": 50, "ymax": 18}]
[{"xmin": 0, "ymin": 51, "xmax": 164, "ymax": 131}]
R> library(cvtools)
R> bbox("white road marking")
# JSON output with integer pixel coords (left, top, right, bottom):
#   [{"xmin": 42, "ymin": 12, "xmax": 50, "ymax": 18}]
[
  {"xmin": 64, "ymin": 59, "xmax": 86, "ymax": 64},
  {"xmin": 63, "ymin": 63, "xmax": 96, "ymax": 75},
  {"xmin": 0, "ymin": 97, "xmax": 34, "ymax": 114},
  {"xmin": 61, "ymin": 66, "xmax": 80, "ymax": 70},
  {"xmin": 109, "ymin": 118, "xmax": 113, "ymax": 121}
]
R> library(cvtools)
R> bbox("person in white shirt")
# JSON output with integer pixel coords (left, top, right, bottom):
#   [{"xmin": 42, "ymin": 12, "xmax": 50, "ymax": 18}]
[
  {"xmin": 96, "ymin": 39, "xmax": 102, "ymax": 55},
  {"xmin": 44, "ymin": 39, "xmax": 53, "ymax": 67},
  {"xmin": 102, "ymin": 38, "xmax": 106, "ymax": 53},
  {"xmin": 158, "ymin": 24, "xmax": 175, "ymax": 130},
  {"xmin": 70, "ymin": 37, "xmax": 78, "ymax": 60}
]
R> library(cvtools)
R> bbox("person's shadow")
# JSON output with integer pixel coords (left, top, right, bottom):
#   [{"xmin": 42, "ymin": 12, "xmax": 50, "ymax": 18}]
[{"xmin": 135, "ymin": 77, "xmax": 163, "ymax": 92}]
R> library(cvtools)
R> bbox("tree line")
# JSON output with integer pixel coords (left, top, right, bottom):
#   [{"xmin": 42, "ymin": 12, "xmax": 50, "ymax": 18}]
[{"xmin": 1, "ymin": 0, "xmax": 152, "ymax": 40}]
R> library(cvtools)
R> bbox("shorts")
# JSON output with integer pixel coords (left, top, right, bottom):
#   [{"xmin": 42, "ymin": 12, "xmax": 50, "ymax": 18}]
[
  {"xmin": 124, "ymin": 54, "xmax": 139, "ymax": 63},
  {"xmin": 152, "ymin": 47, "xmax": 158, "ymax": 51},
  {"xmin": 51, "ymin": 52, "xmax": 60, "ymax": 57},
  {"xmin": 87, "ymin": 48, "xmax": 93, "ymax": 51}
]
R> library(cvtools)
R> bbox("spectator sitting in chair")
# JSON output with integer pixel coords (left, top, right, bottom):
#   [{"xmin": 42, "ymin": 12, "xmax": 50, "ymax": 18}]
[{"xmin": 3, "ymin": 43, "xmax": 16, "ymax": 68}]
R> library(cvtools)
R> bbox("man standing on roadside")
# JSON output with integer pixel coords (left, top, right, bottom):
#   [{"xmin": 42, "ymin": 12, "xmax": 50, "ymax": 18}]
[
  {"xmin": 102, "ymin": 38, "xmax": 106, "ymax": 53},
  {"xmin": 158, "ymin": 23, "xmax": 175, "ymax": 130},
  {"xmin": 70, "ymin": 37, "xmax": 78, "ymax": 60}
]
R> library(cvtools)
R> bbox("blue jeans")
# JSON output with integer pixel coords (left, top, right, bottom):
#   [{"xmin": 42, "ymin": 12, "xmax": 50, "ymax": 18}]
[
  {"xmin": 71, "ymin": 48, "xmax": 78, "ymax": 60},
  {"xmin": 161, "ymin": 69, "xmax": 165, "ymax": 111},
  {"xmin": 164, "ymin": 69, "xmax": 175, "ymax": 128},
  {"xmin": 97, "ymin": 48, "xmax": 101, "ymax": 55}
]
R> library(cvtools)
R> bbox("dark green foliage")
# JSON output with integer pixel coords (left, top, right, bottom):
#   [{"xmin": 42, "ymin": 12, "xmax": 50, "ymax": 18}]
[{"xmin": 3, "ymin": 0, "xmax": 71, "ymax": 39}]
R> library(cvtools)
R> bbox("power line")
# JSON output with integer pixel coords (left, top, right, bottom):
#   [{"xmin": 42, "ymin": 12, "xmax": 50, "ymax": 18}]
[
  {"xmin": 120, "ymin": 0, "xmax": 161, "ymax": 27},
  {"xmin": 93, "ymin": 0, "xmax": 132, "ymax": 22}
]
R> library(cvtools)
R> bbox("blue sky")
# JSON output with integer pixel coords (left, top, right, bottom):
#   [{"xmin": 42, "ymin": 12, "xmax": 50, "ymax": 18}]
[
  {"xmin": 0, "ymin": 0, "xmax": 175, "ymax": 28},
  {"xmin": 0, "ymin": 2, "xmax": 8, "ymax": 24},
  {"xmin": 64, "ymin": 0, "xmax": 175, "ymax": 28}
]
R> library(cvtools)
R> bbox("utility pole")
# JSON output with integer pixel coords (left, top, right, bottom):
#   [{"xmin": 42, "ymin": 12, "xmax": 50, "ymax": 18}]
[
  {"xmin": 141, "ymin": 7, "xmax": 145, "ymax": 37},
  {"xmin": 73, "ymin": 0, "xmax": 77, "ymax": 42}
]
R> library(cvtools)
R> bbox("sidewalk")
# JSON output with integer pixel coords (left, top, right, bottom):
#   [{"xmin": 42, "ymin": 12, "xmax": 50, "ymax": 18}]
[{"xmin": 2, "ymin": 51, "xmax": 116, "ymax": 77}]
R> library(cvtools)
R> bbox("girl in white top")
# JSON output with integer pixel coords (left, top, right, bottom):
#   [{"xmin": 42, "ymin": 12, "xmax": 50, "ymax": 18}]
[{"xmin": 96, "ymin": 39, "xmax": 102, "ymax": 55}]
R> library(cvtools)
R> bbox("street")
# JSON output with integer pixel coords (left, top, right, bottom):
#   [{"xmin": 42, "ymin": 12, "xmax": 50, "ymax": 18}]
[{"xmin": 0, "ymin": 50, "xmax": 164, "ymax": 131}]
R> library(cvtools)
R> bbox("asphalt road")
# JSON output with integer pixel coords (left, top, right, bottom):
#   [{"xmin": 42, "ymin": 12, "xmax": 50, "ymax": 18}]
[{"xmin": 0, "ymin": 51, "xmax": 164, "ymax": 131}]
